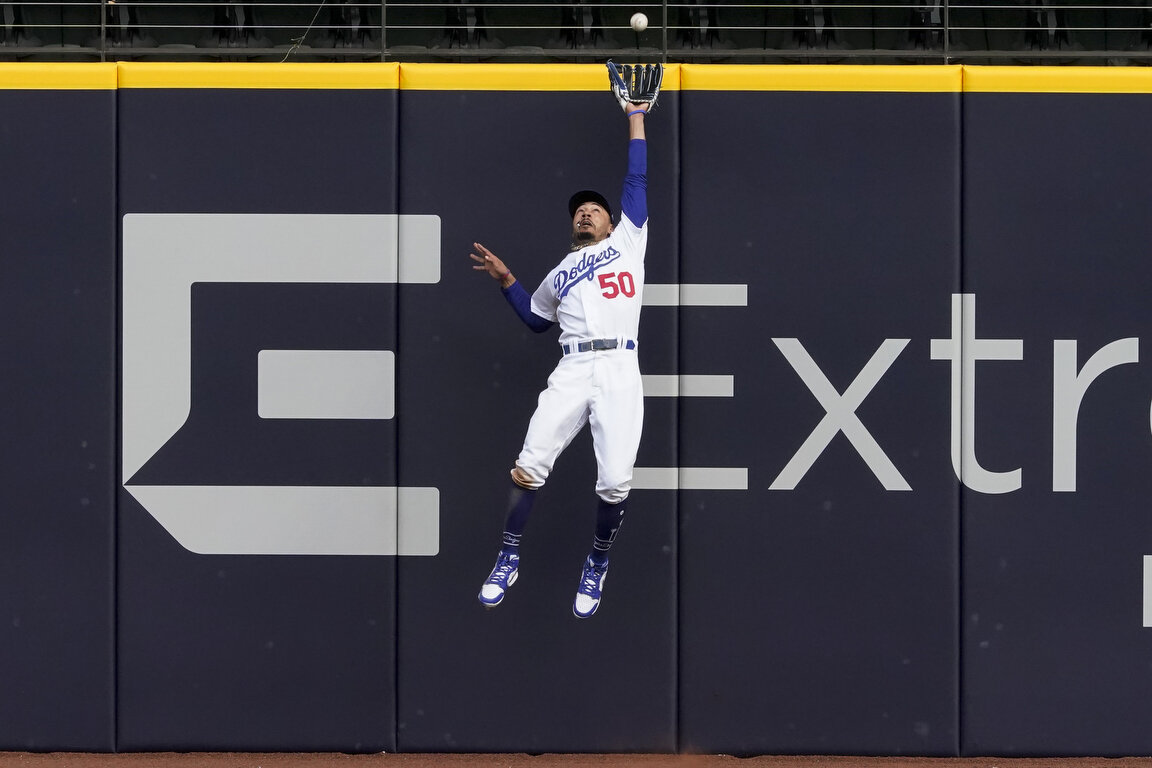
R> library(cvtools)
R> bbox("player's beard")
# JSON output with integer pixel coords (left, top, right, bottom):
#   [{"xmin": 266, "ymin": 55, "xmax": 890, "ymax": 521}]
[
  {"xmin": 571, "ymin": 230, "xmax": 594, "ymax": 250},
  {"xmin": 570, "ymin": 227, "xmax": 606, "ymax": 251}
]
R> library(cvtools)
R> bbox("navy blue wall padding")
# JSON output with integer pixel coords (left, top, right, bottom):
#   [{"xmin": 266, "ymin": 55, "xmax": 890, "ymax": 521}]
[
  {"xmin": 7, "ymin": 77, "xmax": 1152, "ymax": 757},
  {"xmin": 676, "ymin": 91, "xmax": 961, "ymax": 756},
  {"xmin": 115, "ymin": 88, "xmax": 400, "ymax": 752},
  {"xmin": 0, "ymin": 89, "xmax": 117, "ymax": 751},
  {"xmin": 961, "ymin": 92, "xmax": 1152, "ymax": 757}
]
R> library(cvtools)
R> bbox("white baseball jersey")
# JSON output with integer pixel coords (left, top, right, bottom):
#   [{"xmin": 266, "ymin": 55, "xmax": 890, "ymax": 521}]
[{"xmin": 529, "ymin": 215, "xmax": 647, "ymax": 347}]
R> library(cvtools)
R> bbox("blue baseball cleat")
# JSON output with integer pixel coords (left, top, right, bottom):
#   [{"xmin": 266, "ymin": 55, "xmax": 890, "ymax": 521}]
[
  {"xmin": 573, "ymin": 557, "xmax": 609, "ymax": 618},
  {"xmin": 478, "ymin": 552, "xmax": 519, "ymax": 607}
]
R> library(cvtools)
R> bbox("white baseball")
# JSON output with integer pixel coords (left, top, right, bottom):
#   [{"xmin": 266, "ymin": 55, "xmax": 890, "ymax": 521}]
[{"xmin": 630, "ymin": 12, "xmax": 648, "ymax": 32}]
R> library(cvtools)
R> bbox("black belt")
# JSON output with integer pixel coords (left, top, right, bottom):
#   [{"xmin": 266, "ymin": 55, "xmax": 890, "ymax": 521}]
[{"xmin": 561, "ymin": 338, "xmax": 637, "ymax": 355}]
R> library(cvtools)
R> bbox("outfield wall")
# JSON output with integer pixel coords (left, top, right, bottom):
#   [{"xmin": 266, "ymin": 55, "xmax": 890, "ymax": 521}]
[{"xmin": 2, "ymin": 63, "xmax": 1152, "ymax": 756}]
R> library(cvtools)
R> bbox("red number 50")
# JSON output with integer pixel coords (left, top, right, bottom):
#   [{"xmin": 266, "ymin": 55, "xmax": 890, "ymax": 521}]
[{"xmin": 598, "ymin": 271, "xmax": 636, "ymax": 299}]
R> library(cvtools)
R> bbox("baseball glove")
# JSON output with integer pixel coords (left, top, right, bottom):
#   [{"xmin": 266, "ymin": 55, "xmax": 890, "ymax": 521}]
[{"xmin": 606, "ymin": 60, "xmax": 663, "ymax": 113}]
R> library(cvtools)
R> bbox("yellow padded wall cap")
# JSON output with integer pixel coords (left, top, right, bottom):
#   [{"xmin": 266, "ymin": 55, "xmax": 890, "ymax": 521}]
[
  {"xmin": 11, "ymin": 61, "xmax": 1152, "ymax": 95},
  {"xmin": 680, "ymin": 64, "xmax": 962, "ymax": 92},
  {"xmin": 963, "ymin": 65, "xmax": 1152, "ymax": 93},
  {"xmin": 0, "ymin": 63, "xmax": 117, "ymax": 90},
  {"xmin": 116, "ymin": 62, "xmax": 400, "ymax": 89}
]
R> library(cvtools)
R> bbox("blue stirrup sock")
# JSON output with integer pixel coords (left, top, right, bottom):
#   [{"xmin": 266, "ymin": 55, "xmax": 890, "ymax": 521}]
[
  {"xmin": 500, "ymin": 483, "xmax": 537, "ymax": 556},
  {"xmin": 589, "ymin": 498, "xmax": 626, "ymax": 566}
]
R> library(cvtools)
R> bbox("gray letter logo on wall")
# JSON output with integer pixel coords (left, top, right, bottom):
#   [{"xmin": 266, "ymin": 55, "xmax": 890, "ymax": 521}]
[{"xmin": 122, "ymin": 214, "xmax": 441, "ymax": 556}]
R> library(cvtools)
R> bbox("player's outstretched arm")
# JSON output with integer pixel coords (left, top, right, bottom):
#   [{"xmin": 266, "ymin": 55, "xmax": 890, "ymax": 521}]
[
  {"xmin": 471, "ymin": 241, "xmax": 555, "ymax": 334},
  {"xmin": 470, "ymin": 242, "xmax": 516, "ymax": 289},
  {"xmin": 607, "ymin": 62, "xmax": 655, "ymax": 229},
  {"xmin": 619, "ymin": 108, "xmax": 648, "ymax": 229},
  {"xmin": 627, "ymin": 102, "xmax": 646, "ymax": 141}
]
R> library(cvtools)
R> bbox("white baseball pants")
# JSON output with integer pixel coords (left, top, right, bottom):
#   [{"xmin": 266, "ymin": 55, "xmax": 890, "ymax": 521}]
[{"xmin": 513, "ymin": 348, "xmax": 644, "ymax": 504}]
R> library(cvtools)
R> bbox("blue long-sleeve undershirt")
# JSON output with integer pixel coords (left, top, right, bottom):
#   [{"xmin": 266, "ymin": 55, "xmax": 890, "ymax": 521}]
[
  {"xmin": 620, "ymin": 138, "xmax": 647, "ymax": 227},
  {"xmin": 502, "ymin": 280, "xmax": 555, "ymax": 333}
]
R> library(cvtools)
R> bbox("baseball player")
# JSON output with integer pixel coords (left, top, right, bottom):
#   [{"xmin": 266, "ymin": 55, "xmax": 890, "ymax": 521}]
[{"xmin": 470, "ymin": 62, "xmax": 662, "ymax": 618}]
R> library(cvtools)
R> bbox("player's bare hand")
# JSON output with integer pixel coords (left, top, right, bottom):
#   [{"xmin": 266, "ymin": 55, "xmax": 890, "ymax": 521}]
[{"xmin": 470, "ymin": 242, "xmax": 512, "ymax": 283}]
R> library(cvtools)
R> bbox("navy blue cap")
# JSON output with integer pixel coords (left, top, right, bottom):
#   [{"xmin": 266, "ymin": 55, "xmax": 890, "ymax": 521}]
[{"xmin": 568, "ymin": 190, "xmax": 612, "ymax": 220}]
